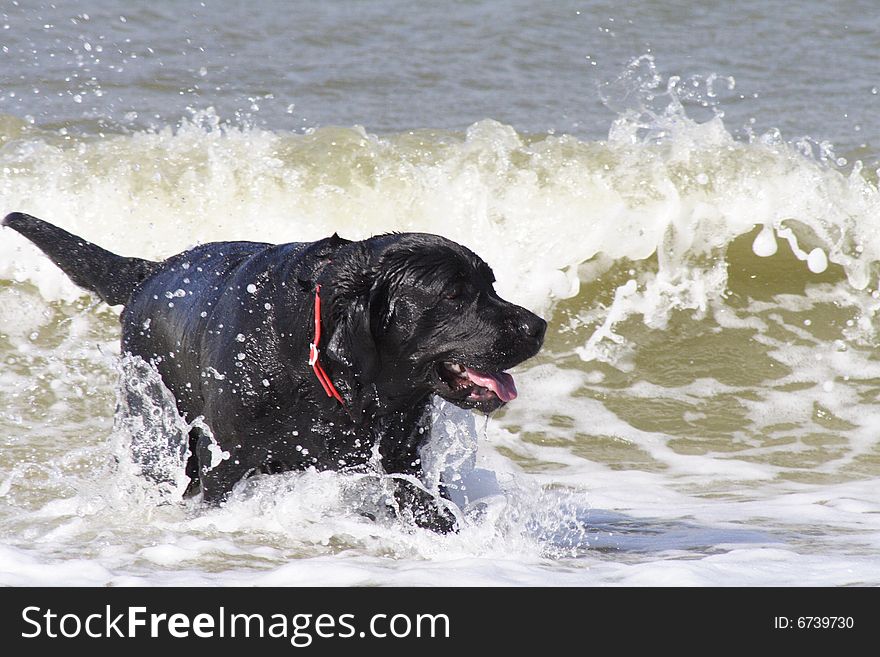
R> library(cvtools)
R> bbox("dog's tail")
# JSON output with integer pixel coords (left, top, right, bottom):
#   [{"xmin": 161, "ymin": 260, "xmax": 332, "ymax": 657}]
[{"xmin": 3, "ymin": 212, "xmax": 160, "ymax": 306}]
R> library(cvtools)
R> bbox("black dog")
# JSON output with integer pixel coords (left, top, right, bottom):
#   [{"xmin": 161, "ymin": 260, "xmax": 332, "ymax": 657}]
[{"xmin": 3, "ymin": 212, "xmax": 545, "ymax": 531}]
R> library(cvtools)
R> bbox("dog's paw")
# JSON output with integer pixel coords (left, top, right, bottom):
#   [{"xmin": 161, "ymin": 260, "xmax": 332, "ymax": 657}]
[{"xmin": 392, "ymin": 481, "xmax": 459, "ymax": 534}]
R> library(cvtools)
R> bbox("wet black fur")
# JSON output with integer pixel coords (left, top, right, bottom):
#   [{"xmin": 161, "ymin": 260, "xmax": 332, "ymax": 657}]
[{"xmin": 3, "ymin": 212, "xmax": 545, "ymax": 531}]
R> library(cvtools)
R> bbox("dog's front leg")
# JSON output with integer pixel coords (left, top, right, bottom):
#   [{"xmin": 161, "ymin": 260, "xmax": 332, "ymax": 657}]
[
  {"xmin": 193, "ymin": 430, "xmax": 258, "ymax": 504},
  {"xmin": 377, "ymin": 408, "xmax": 459, "ymax": 533},
  {"xmin": 392, "ymin": 479, "xmax": 458, "ymax": 533}
]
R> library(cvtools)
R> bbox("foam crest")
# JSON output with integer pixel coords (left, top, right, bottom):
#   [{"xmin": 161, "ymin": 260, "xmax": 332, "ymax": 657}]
[{"xmin": 2, "ymin": 90, "xmax": 878, "ymax": 330}]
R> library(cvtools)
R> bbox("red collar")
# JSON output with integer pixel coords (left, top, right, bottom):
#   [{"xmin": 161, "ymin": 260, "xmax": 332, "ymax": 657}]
[{"xmin": 309, "ymin": 284, "xmax": 346, "ymax": 406}]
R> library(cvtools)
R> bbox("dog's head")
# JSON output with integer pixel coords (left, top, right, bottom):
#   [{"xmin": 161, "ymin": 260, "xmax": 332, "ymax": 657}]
[{"xmin": 323, "ymin": 233, "xmax": 546, "ymax": 414}]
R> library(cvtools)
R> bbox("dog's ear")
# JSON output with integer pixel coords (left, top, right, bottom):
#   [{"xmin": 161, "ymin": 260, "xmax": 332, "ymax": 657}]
[
  {"xmin": 325, "ymin": 291, "xmax": 380, "ymax": 384},
  {"xmin": 323, "ymin": 248, "xmax": 385, "ymax": 407}
]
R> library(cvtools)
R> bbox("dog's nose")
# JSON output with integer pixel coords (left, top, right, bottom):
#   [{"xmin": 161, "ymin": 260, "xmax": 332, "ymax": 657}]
[{"xmin": 521, "ymin": 313, "xmax": 547, "ymax": 343}]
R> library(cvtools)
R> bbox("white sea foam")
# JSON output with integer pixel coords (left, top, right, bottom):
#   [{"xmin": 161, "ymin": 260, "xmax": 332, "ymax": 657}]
[{"xmin": 2, "ymin": 90, "xmax": 879, "ymax": 321}]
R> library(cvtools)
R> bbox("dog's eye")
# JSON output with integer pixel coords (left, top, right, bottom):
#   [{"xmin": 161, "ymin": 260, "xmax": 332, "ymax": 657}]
[{"xmin": 445, "ymin": 282, "xmax": 464, "ymax": 300}]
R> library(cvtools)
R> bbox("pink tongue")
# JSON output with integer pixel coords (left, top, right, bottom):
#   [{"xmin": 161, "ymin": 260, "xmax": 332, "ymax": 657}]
[{"xmin": 464, "ymin": 367, "xmax": 518, "ymax": 402}]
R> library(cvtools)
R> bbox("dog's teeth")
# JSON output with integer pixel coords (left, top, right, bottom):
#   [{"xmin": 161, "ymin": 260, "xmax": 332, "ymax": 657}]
[{"xmin": 450, "ymin": 363, "xmax": 465, "ymax": 374}]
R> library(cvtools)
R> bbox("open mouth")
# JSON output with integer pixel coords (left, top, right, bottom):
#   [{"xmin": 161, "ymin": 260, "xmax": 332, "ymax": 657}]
[{"xmin": 436, "ymin": 361, "xmax": 518, "ymax": 404}]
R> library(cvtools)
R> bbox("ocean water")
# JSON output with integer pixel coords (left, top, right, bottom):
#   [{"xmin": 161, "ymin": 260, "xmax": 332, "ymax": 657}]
[{"xmin": 1, "ymin": 0, "xmax": 880, "ymax": 586}]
